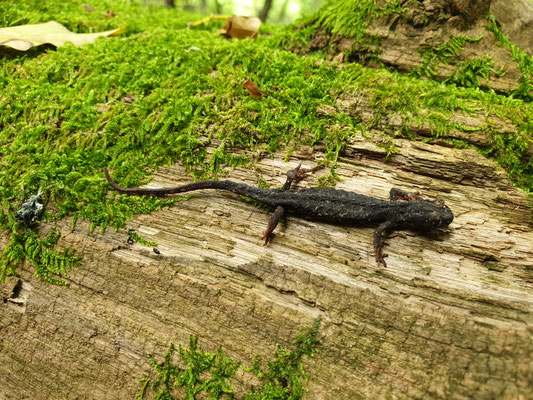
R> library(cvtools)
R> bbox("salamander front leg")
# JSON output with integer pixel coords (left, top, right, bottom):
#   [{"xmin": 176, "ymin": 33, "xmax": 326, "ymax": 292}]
[
  {"xmin": 262, "ymin": 164, "xmax": 321, "ymax": 245},
  {"xmin": 284, "ymin": 164, "xmax": 322, "ymax": 188},
  {"xmin": 373, "ymin": 220, "xmax": 394, "ymax": 267},
  {"xmin": 390, "ymin": 188, "xmax": 422, "ymax": 201}
]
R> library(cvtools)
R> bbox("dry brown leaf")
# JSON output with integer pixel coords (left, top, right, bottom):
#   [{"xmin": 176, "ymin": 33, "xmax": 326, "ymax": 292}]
[
  {"xmin": 84, "ymin": 5, "xmax": 94, "ymax": 12},
  {"xmin": 243, "ymin": 78, "xmax": 264, "ymax": 98},
  {"xmin": 220, "ymin": 16, "xmax": 261, "ymax": 39},
  {"xmin": 0, "ymin": 21, "xmax": 123, "ymax": 51}
]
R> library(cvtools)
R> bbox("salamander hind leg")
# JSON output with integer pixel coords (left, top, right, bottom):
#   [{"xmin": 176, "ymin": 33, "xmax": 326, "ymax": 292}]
[{"xmin": 373, "ymin": 220, "xmax": 394, "ymax": 267}]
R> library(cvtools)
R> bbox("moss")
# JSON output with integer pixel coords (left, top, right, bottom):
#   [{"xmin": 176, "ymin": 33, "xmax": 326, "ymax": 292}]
[
  {"xmin": 336, "ymin": 63, "xmax": 532, "ymax": 189},
  {"xmin": 408, "ymin": 18, "xmax": 532, "ymax": 98},
  {"xmin": 299, "ymin": 0, "xmax": 404, "ymax": 40},
  {"xmin": 0, "ymin": 0, "xmax": 196, "ymax": 33},
  {"xmin": 485, "ymin": 14, "xmax": 533, "ymax": 101},
  {"xmin": 142, "ymin": 336, "xmax": 239, "ymax": 399},
  {"xmin": 376, "ymin": 137, "xmax": 401, "ymax": 160},
  {"xmin": 138, "ymin": 318, "xmax": 322, "ymax": 399},
  {"xmin": 127, "ymin": 230, "xmax": 158, "ymax": 247},
  {"xmin": 411, "ymin": 35, "xmax": 484, "ymax": 79},
  {"xmin": 0, "ymin": 226, "xmax": 80, "ymax": 285},
  {"xmin": 443, "ymin": 55, "xmax": 505, "ymax": 88}
]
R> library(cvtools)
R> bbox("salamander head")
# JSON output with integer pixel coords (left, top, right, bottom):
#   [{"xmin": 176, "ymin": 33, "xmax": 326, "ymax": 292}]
[{"xmin": 402, "ymin": 198, "xmax": 454, "ymax": 230}]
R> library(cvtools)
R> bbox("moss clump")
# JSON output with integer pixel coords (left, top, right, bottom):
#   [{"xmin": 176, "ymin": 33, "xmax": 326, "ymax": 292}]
[
  {"xmin": 0, "ymin": 226, "xmax": 79, "ymax": 285},
  {"xmin": 127, "ymin": 229, "xmax": 158, "ymax": 247},
  {"xmin": 299, "ymin": 0, "xmax": 404, "ymax": 40},
  {"xmin": 337, "ymin": 63, "xmax": 532, "ymax": 188},
  {"xmin": 409, "ymin": 16, "xmax": 532, "ymax": 97},
  {"xmin": 140, "ymin": 337, "xmax": 239, "ymax": 399},
  {"xmin": 485, "ymin": 14, "xmax": 533, "ymax": 101},
  {"xmin": 244, "ymin": 317, "xmax": 322, "ymax": 399},
  {"xmin": 138, "ymin": 318, "xmax": 321, "ymax": 399},
  {"xmin": 0, "ymin": 0, "xmax": 361, "ymax": 282},
  {"xmin": 411, "ymin": 35, "xmax": 484, "ymax": 79},
  {"xmin": 0, "ymin": 0, "xmax": 195, "ymax": 33},
  {"xmin": 442, "ymin": 55, "xmax": 505, "ymax": 88},
  {"xmin": 295, "ymin": 0, "xmax": 533, "ymax": 98}
]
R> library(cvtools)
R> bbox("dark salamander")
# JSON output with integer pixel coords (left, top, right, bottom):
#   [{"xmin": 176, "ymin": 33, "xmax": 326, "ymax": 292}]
[{"xmin": 105, "ymin": 165, "xmax": 453, "ymax": 267}]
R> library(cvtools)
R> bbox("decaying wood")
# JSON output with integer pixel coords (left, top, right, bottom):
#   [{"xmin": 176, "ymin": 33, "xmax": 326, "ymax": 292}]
[
  {"xmin": 311, "ymin": 0, "xmax": 533, "ymax": 95},
  {"xmin": 1, "ymin": 131, "xmax": 531, "ymax": 399}
]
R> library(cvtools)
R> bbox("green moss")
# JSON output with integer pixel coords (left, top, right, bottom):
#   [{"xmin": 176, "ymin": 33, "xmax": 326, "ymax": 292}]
[
  {"xmin": 316, "ymin": 172, "xmax": 338, "ymax": 188},
  {"xmin": 443, "ymin": 55, "xmax": 505, "ymax": 88},
  {"xmin": 336, "ymin": 63, "xmax": 532, "ymax": 189},
  {"xmin": 299, "ymin": 0, "xmax": 404, "ymax": 40},
  {"xmin": 0, "ymin": 0, "xmax": 195, "ymax": 33},
  {"xmin": 0, "ymin": 227, "xmax": 80, "ymax": 284},
  {"xmin": 244, "ymin": 317, "xmax": 322, "ymax": 399},
  {"xmin": 376, "ymin": 137, "xmax": 401, "ymax": 160},
  {"xmin": 485, "ymin": 14, "xmax": 533, "ymax": 101},
  {"xmin": 127, "ymin": 230, "xmax": 158, "ymax": 247},
  {"xmin": 138, "ymin": 318, "xmax": 322, "ymax": 399},
  {"xmin": 408, "ymin": 17, "xmax": 532, "ymax": 97},
  {"xmin": 142, "ymin": 336, "xmax": 239, "ymax": 399},
  {"xmin": 411, "ymin": 35, "xmax": 484, "ymax": 79},
  {"xmin": 0, "ymin": 11, "xmax": 357, "ymax": 281}
]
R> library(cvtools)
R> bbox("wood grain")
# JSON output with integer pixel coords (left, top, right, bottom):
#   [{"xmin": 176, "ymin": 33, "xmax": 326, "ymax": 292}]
[{"xmin": 1, "ymin": 135, "xmax": 532, "ymax": 399}]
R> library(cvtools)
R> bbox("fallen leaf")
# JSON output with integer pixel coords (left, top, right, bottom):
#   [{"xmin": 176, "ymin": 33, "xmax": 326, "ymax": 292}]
[
  {"xmin": 101, "ymin": 10, "xmax": 115, "ymax": 17},
  {"xmin": 220, "ymin": 16, "xmax": 261, "ymax": 39},
  {"xmin": 84, "ymin": 5, "xmax": 94, "ymax": 12},
  {"xmin": 0, "ymin": 21, "xmax": 123, "ymax": 51},
  {"xmin": 243, "ymin": 78, "xmax": 264, "ymax": 98}
]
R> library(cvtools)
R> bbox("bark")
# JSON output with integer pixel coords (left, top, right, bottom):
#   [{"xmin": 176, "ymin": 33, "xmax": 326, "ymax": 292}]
[
  {"xmin": 1, "ymin": 131, "xmax": 532, "ymax": 399},
  {"xmin": 491, "ymin": 0, "xmax": 533, "ymax": 55},
  {"xmin": 164, "ymin": 0, "xmax": 175, "ymax": 7}
]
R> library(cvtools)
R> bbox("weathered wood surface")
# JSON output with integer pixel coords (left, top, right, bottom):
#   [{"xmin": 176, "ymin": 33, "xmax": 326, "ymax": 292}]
[{"xmin": 1, "ymin": 132, "xmax": 531, "ymax": 399}]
